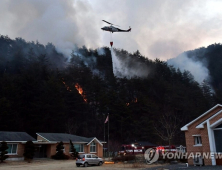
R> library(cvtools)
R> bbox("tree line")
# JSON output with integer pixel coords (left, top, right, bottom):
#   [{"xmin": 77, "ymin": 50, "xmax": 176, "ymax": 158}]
[{"xmin": 0, "ymin": 35, "xmax": 221, "ymax": 146}]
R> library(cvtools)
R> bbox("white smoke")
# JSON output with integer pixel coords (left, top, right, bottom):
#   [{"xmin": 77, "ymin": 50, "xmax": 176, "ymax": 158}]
[
  {"xmin": 1, "ymin": 0, "xmax": 222, "ymax": 60},
  {"xmin": 97, "ymin": 48, "xmax": 105, "ymax": 56},
  {"xmin": 0, "ymin": 0, "xmax": 102, "ymax": 58},
  {"xmin": 111, "ymin": 48, "xmax": 149, "ymax": 78},
  {"xmin": 167, "ymin": 53, "xmax": 209, "ymax": 84}
]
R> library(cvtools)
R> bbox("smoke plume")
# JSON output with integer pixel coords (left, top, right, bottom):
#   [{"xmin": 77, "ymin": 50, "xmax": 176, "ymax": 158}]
[
  {"xmin": 111, "ymin": 48, "xmax": 149, "ymax": 78},
  {"xmin": 167, "ymin": 53, "xmax": 209, "ymax": 84},
  {"xmin": 1, "ymin": 0, "xmax": 222, "ymax": 60},
  {"xmin": 0, "ymin": 0, "xmax": 102, "ymax": 58}
]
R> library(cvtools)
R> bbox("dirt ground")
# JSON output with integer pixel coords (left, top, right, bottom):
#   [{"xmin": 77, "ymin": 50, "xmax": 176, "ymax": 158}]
[{"xmin": 0, "ymin": 159, "xmax": 163, "ymax": 170}]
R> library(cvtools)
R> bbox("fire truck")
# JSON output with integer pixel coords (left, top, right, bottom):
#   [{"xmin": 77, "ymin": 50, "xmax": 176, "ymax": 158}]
[
  {"xmin": 120, "ymin": 143, "xmax": 176, "ymax": 155},
  {"xmin": 155, "ymin": 145, "xmax": 176, "ymax": 155},
  {"xmin": 119, "ymin": 141, "xmax": 156, "ymax": 155}
]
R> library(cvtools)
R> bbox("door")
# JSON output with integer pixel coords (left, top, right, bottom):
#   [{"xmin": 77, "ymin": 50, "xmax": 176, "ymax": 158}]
[
  {"xmin": 214, "ymin": 129, "xmax": 222, "ymax": 165},
  {"xmin": 92, "ymin": 154, "xmax": 99, "ymax": 164},
  {"xmin": 86, "ymin": 154, "xmax": 93, "ymax": 164},
  {"xmin": 34, "ymin": 145, "xmax": 47, "ymax": 158}
]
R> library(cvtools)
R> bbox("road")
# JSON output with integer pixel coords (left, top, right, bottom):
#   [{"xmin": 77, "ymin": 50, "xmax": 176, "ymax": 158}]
[{"xmin": 0, "ymin": 159, "xmax": 158, "ymax": 170}]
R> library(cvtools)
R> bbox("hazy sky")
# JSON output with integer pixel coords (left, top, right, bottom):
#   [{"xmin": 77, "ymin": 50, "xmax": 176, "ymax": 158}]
[{"xmin": 1, "ymin": 0, "xmax": 222, "ymax": 60}]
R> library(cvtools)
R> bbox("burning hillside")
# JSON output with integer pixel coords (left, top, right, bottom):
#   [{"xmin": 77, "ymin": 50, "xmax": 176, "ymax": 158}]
[{"xmin": 75, "ymin": 83, "xmax": 87, "ymax": 102}]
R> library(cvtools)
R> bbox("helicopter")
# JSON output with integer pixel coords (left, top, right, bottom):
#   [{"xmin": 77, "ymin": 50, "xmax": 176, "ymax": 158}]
[{"xmin": 101, "ymin": 20, "xmax": 131, "ymax": 33}]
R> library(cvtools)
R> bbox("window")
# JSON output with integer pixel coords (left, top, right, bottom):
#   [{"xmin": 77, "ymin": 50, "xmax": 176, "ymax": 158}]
[
  {"xmin": 78, "ymin": 154, "xmax": 85, "ymax": 159},
  {"xmin": 72, "ymin": 144, "xmax": 84, "ymax": 152},
  {"xmin": 63, "ymin": 145, "xmax": 65, "ymax": 153},
  {"xmin": 194, "ymin": 136, "xmax": 202, "ymax": 146},
  {"xmin": 90, "ymin": 142, "xmax": 96, "ymax": 152},
  {"xmin": 86, "ymin": 154, "xmax": 91, "ymax": 158},
  {"xmin": 92, "ymin": 154, "xmax": 97, "ymax": 158},
  {"xmin": 7, "ymin": 144, "xmax": 18, "ymax": 154}
]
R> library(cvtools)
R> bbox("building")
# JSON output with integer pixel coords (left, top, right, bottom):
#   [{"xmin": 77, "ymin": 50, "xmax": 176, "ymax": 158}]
[
  {"xmin": 0, "ymin": 131, "xmax": 105, "ymax": 160},
  {"xmin": 181, "ymin": 104, "xmax": 222, "ymax": 165},
  {"xmin": 35, "ymin": 133, "xmax": 104, "ymax": 158},
  {"xmin": 0, "ymin": 131, "xmax": 36, "ymax": 161}
]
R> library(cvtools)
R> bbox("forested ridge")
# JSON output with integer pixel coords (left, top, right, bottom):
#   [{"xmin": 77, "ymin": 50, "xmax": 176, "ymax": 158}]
[
  {"xmin": 186, "ymin": 44, "xmax": 222, "ymax": 98},
  {"xmin": 0, "ymin": 35, "xmax": 221, "ymax": 146}
]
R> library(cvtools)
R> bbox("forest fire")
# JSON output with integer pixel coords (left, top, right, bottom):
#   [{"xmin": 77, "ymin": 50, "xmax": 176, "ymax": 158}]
[
  {"xmin": 126, "ymin": 98, "xmax": 137, "ymax": 106},
  {"xmin": 62, "ymin": 79, "xmax": 72, "ymax": 92},
  {"xmin": 75, "ymin": 83, "xmax": 87, "ymax": 102}
]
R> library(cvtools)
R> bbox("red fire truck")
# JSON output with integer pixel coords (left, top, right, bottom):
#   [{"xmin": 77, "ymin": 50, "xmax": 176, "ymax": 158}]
[
  {"xmin": 120, "ymin": 143, "xmax": 176, "ymax": 155},
  {"xmin": 119, "ymin": 141, "xmax": 156, "ymax": 155},
  {"xmin": 156, "ymin": 145, "xmax": 176, "ymax": 155}
]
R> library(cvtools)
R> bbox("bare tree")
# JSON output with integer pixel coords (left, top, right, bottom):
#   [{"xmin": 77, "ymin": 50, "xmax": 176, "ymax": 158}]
[
  {"xmin": 154, "ymin": 107, "xmax": 181, "ymax": 146},
  {"xmin": 108, "ymin": 140, "xmax": 121, "ymax": 157}
]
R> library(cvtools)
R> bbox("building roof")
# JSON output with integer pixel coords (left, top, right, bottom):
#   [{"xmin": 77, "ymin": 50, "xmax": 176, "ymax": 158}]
[
  {"xmin": 0, "ymin": 131, "xmax": 36, "ymax": 142},
  {"xmin": 36, "ymin": 133, "xmax": 104, "ymax": 145},
  {"xmin": 181, "ymin": 104, "xmax": 222, "ymax": 131}
]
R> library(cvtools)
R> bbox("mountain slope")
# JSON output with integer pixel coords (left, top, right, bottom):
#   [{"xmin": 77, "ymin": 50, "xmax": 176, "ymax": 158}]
[
  {"xmin": 168, "ymin": 43, "xmax": 222, "ymax": 100},
  {"xmin": 0, "ymin": 35, "xmax": 218, "ymax": 145}
]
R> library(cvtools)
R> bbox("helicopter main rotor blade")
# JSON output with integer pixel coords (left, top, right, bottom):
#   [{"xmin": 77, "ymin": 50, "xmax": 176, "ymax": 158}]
[
  {"xmin": 102, "ymin": 20, "xmax": 120, "ymax": 27},
  {"xmin": 102, "ymin": 20, "xmax": 113, "ymax": 25}
]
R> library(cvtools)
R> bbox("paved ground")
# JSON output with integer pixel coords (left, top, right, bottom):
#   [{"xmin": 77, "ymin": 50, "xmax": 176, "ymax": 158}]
[
  {"xmin": 0, "ymin": 159, "xmax": 159, "ymax": 170},
  {"xmin": 1, "ymin": 160, "xmax": 221, "ymax": 170},
  {"xmin": 145, "ymin": 163, "xmax": 222, "ymax": 170}
]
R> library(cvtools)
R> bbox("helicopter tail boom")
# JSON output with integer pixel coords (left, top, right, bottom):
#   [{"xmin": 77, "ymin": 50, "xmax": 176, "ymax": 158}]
[{"xmin": 116, "ymin": 27, "xmax": 131, "ymax": 32}]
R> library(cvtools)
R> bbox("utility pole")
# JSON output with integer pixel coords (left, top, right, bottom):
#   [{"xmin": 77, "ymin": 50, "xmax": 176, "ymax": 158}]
[
  {"xmin": 108, "ymin": 113, "xmax": 109, "ymax": 159},
  {"xmin": 103, "ymin": 114, "xmax": 105, "ymax": 157},
  {"xmin": 103, "ymin": 114, "xmax": 105, "ymax": 142}
]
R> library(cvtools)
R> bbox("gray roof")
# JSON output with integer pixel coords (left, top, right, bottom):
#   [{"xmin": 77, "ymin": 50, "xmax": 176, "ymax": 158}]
[
  {"xmin": 37, "ymin": 133, "xmax": 95, "ymax": 143},
  {"xmin": 0, "ymin": 132, "xmax": 36, "ymax": 141}
]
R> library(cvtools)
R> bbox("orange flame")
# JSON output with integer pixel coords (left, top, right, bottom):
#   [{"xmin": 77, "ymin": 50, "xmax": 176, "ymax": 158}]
[
  {"xmin": 126, "ymin": 98, "xmax": 137, "ymax": 106},
  {"xmin": 62, "ymin": 79, "xmax": 72, "ymax": 92},
  {"xmin": 75, "ymin": 83, "xmax": 87, "ymax": 102}
]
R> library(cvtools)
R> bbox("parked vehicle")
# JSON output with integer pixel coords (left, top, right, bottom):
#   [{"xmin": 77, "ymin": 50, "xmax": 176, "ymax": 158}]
[
  {"xmin": 76, "ymin": 154, "xmax": 104, "ymax": 167},
  {"xmin": 155, "ymin": 145, "xmax": 176, "ymax": 155},
  {"xmin": 119, "ymin": 141, "xmax": 156, "ymax": 155},
  {"xmin": 156, "ymin": 145, "xmax": 176, "ymax": 152},
  {"xmin": 119, "ymin": 144, "xmax": 144, "ymax": 154}
]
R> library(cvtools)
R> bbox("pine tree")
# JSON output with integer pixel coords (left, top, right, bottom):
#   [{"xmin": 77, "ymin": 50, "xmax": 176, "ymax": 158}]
[
  {"xmin": 0, "ymin": 141, "xmax": 9, "ymax": 162},
  {"xmin": 56, "ymin": 141, "xmax": 64, "ymax": 159},
  {"xmin": 23, "ymin": 141, "xmax": 35, "ymax": 163},
  {"xmin": 70, "ymin": 140, "xmax": 79, "ymax": 159},
  {"xmin": 52, "ymin": 141, "xmax": 69, "ymax": 160},
  {"xmin": 201, "ymin": 80, "xmax": 215, "ymax": 107}
]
